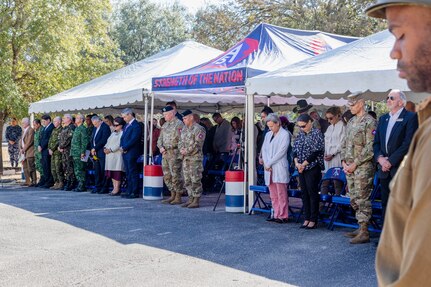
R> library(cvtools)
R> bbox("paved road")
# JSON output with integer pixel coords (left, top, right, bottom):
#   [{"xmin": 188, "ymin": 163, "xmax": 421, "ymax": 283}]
[{"xmin": 0, "ymin": 185, "xmax": 377, "ymax": 287}]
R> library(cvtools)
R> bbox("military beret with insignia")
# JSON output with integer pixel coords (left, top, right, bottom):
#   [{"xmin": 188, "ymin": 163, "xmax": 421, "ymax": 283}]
[{"xmin": 162, "ymin": 106, "xmax": 174, "ymax": 113}]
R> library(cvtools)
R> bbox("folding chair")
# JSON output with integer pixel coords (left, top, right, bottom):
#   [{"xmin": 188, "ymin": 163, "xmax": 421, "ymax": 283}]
[
  {"xmin": 318, "ymin": 167, "xmax": 347, "ymax": 224},
  {"xmin": 328, "ymin": 174, "xmax": 381, "ymax": 232},
  {"xmin": 287, "ymin": 170, "xmax": 303, "ymax": 222},
  {"xmin": 207, "ymin": 153, "xmax": 237, "ymax": 193}
]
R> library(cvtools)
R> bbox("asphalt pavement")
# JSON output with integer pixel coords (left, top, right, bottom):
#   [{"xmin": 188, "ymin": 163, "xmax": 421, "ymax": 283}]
[{"xmin": 0, "ymin": 184, "xmax": 377, "ymax": 287}]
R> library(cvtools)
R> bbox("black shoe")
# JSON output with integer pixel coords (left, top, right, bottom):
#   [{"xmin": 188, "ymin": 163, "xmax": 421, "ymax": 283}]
[
  {"xmin": 274, "ymin": 219, "xmax": 285, "ymax": 224},
  {"xmin": 91, "ymin": 189, "xmax": 99, "ymax": 194},
  {"xmin": 98, "ymin": 189, "xmax": 109, "ymax": 194},
  {"xmin": 300, "ymin": 223, "xmax": 309, "ymax": 229},
  {"xmin": 305, "ymin": 222, "xmax": 317, "ymax": 229},
  {"xmin": 266, "ymin": 217, "xmax": 276, "ymax": 222},
  {"xmin": 125, "ymin": 194, "xmax": 139, "ymax": 199}
]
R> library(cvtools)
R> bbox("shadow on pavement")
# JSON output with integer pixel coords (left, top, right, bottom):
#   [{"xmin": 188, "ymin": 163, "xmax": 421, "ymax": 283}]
[{"xmin": 0, "ymin": 185, "xmax": 377, "ymax": 287}]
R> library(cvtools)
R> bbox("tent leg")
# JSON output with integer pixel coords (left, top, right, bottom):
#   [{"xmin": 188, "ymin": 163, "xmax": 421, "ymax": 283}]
[{"xmin": 246, "ymin": 93, "xmax": 256, "ymax": 214}]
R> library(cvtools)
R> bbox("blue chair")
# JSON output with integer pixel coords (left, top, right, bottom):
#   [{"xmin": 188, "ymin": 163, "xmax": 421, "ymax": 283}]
[
  {"xmin": 318, "ymin": 167, "xmax": 347, "ymax": 224},
  {"xmin": 248, "ymin": 185, "xmax": 271, "ymax": 215},
  {"xmin": 287, "ymin": 170, "xmax": 303, "ymax": 222},
  {"xmin": 328, "ymin": 174, "xmax": 381, "ymax": 232},
  {"xmin": 207, "ymin": 153, "xmax": 237, "ymax": 193}
]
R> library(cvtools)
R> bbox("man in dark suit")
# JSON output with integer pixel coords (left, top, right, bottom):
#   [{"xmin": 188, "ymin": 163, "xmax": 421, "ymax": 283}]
[
  {"xmin": 90, "ymin": 115, "xmax": 111, "ymax": 194},
  {"xmin": 37, "ymin": 114, "xmax": 54, "ymax": 188},
  {"xmin": 120, "ymin": 108, "xmax": 142, "ymax": 198},
  {"xmin": 373, "ymin": 89, "xmax": 418, "ymax": 219}
]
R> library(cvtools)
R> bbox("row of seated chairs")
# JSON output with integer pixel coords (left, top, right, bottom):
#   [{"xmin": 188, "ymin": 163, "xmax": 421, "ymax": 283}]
[{"xmin": 249, "ymin": 166, "xmax": 383, "ymax": 232}]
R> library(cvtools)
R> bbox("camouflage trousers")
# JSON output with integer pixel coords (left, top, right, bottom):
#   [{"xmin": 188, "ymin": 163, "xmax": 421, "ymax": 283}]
[
  {"xmin": 35, "ymin": 151, "xmax": 43, "ymax": 177},
  {"xmin": 62, "ymin": 149, "xmax": 75, "ymax": 182},
  {"xmin": 73, "ymin": 157, "xmax": 86, "ymax": 184},
  {"xmin": 8, "ymin": 143, "xmax": 19, "ymax": 167},
  {"xmin": 51, "ymin": 152, "xmax": 64, "ymax": 183},
  {"xmin": 346, "ymin": 162, "xmax": 374, "ymax": 224},
  {"xmin": 183, "ymin": 156, "xmax": 203, "ymax": 198},
  {"xmin": 161, "ymin": 151, "xmax": 183, "ymax": 194}
]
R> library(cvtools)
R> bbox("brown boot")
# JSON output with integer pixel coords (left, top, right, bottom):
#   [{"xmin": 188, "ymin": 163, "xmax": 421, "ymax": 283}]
[
  {"xmin": 344, "ymin": 227, "xmax": 361, "ymax": 238},
  {"xmin": 50, "ymin": 182, "xmax": 59, "ymax": 190},
  {"xmin": 55, "ymin": 182, "xmax": 64, "ymax": 190},
  {"xmin": 181, "ymin": 197, "xmax": 193, "ymax": 208},
  {"xmin": 350, "ymin": 223, "xmax": 370, "ymax": 244},
  {"xmin": 170, "ymin": 192, "xmax": 182, "ymax": 205},
  {"xmin": 162, "ymin": 192, "xmax": 175, "ymax": 204},
  {"xmin": 187, "ymin": 197, "xmax": 200, "ymax": 208}
]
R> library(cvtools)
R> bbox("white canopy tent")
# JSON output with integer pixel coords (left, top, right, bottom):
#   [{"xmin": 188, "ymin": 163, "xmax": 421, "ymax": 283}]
[
  {"xmin": 29, "ymin": 41, "xmax": 225, "ymax": 114},
  {"xmin": 245, "ymin": 30, "xmax": 427, "ymax": 103}
]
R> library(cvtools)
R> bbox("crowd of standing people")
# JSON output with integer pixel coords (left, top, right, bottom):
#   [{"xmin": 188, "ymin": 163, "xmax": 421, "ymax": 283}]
[{"xmin": 5, "ymin": 89, "xmax": 418, "ymax": 244}]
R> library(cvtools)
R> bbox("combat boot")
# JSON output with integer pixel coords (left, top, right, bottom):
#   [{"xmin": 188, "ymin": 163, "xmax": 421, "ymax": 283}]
[
  {"xmin": 350, "ymin": 223, "xmax": 370, "ymax": 244},
  {"xmin": 162, "ymin": 191, "xmax": 175, "ymax": 204},
  {"xmin": 170, "ymin": 192, "xmax": 182, "ymax": 205},
  {"xmin": 66, "ymin": 180, "xmax": 75, "ymax": 191},
  {"xmin": 344, "ymin": 226, "xmax": 361, "ymax": 238},
  {"xmin": 181, "ymin": 197, "xmax": 193, "ymax": 208},
  {"xmin": 50, "ymin": 182, "xmax": 59, "ymax": 190},
  {"xmin": 55, "ymin": 181, "xmax": 64, "ymax": 190},
  {"xmin": 187, "ymin": 197, "xmax": 200, "ymax": 209}
]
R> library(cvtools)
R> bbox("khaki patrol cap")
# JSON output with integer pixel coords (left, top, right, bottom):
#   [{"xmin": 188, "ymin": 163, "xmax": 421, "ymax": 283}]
[
  {"xmin": 366, "ymin": 0, "xmax": 431, "ymax": 19},
  {"xmin": 347, "ymin": 92, "xmax": 366, "ymax": 106}
]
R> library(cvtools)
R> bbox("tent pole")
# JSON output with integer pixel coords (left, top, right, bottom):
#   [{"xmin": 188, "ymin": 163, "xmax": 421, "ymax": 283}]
[
  {"xmin": 143, "ymin": 89, "xmax": 149, "ymax": 167},
  {"xmin": 149, "ymin": 92, "xmax": 155, "ymax": 164},
  {"xmin": 246, "ymin": 91, "xmax": 256, "ymax": 213},
  {"xmin": 243, "ymin": 94, "xmax": 248, "ymax": 214}
]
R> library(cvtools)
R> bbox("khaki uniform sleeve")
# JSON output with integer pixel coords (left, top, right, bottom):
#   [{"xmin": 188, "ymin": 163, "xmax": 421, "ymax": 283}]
[{"xmin": 354, "ymin": 117, "xmax": 377, "ymax": 166}]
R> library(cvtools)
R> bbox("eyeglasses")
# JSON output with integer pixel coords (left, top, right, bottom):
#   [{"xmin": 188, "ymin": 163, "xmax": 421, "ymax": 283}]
[
  {"xmin": 298, "ymin": 124, "xmax": 307, "ymax": 129},
  {"xmin": 386, "ymin": 96, "xmax": 396, "ymax": 101}
]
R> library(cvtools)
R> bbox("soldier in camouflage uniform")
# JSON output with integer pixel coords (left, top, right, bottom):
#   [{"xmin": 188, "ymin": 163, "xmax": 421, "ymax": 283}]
[
  {"xmin": 341, "ymin": 92, "xmax": 377, "ymax": 244},
  {"xmin": 71, "ymin": 114, "xmax": 89, "ymax": 192},
  {"xmin": 33, "ymin": 119, "xmax": 44, "ymax": 178},
  {"xmin": 5, "ymin": 118, "xmax": 22, "ymax": 168},
  {"xmin": 58, "ymin": 114, "xmax": 75, "ymax": 191},
  {"xmin": 157, "ymin": 106, "xmax": 184, "ymax": 205},
  {"xmin": 48, "ymin": 116, "xmax": 64, "ymax": 190},
  {"xmin": 179, "ymin": 110, "xmax": 206, "ymax": 208}
]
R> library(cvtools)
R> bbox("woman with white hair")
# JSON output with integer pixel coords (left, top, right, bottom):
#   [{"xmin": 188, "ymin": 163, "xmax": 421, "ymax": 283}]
[{"xmin": 260, "ymin": 113, "xmax": 290, "ymax": 223}]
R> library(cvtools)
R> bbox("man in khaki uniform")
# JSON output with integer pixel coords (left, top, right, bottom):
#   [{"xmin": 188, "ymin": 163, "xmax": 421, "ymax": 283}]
[
  {"xmin": 157, "ymin": 106, "xmax": 184, "ymax": 205},
  {"xmin": 179, "ymin": 110, "xmax": 206, "ymax": 208},
  {"xmin": 366, "ymin": 1, "xmax": 431, "ymax": 285},
  {"xmin": 341, "ymin": 92, "xmax": 377, "ymax": 244}
]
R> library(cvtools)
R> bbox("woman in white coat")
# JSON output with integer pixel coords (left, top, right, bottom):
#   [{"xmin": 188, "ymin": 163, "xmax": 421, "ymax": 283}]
[
  {"xmin": 104, "ymin": 117, "xmax": 125, "ymax": 196},
  {"xmin": 260, "ymin": 114, "xmax": 290, "ymax": 223},
  {"xmin": 322, "ymin": 106, "xmax": 346, "ymax": 195}
]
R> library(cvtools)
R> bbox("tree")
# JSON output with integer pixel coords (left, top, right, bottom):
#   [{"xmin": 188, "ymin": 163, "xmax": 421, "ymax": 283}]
[
  {"xmin": 192, "ymin": 0, "xmax": 386, "ymax": 50},
  {"xmin": 0, "ymin": 0, "xmax": 123, "ymax": 173},
  {"xmin": 192, "ymin": 2, "xmax": 250, "ymax": 51},
  {"xmin": 111, "ymin": 0, "xmax": 190, "ymax": 65}
]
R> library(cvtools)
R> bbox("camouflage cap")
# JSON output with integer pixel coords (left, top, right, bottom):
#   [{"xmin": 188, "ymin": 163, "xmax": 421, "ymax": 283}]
[
  {"xmin": 347, "ymin": 92, "xmax": 366, "ymax": 106},
  {"xmin": 366, "ymin": 0, "xmax": 431, "ymax": 19}
]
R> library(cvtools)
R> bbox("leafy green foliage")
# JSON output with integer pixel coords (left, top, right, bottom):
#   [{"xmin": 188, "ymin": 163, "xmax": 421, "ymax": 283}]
[
  {"xmin": 192, "ymin": 0, "xmax": 387, "ymax": 51},
  {"xmin": 111, "ymin": 0, "xmax": 190, "ymax": 65}
]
